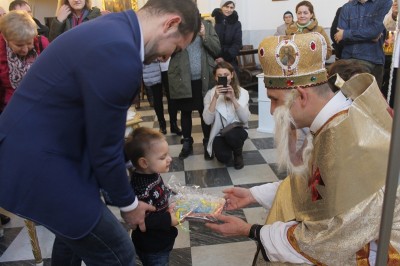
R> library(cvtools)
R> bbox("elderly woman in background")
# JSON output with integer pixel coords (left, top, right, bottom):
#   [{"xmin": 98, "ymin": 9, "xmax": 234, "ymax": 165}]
[
  {"xmin": 286, "ymin": 0, "xmax": 332, "ymax": 59},
  {"xmin": 0, "ymin": 10, "xmax": 49, "ymax": 113},
  {"xmin": 212, "ymin": 0, "xmax": 242, "ymax": 74},
  {"xmin": 49, "ymin": 0, "xmax": 101, "ymax": 41},
  {"xmin": 274, "ymin": 11, "xmax": 294, "ymax": 36}
]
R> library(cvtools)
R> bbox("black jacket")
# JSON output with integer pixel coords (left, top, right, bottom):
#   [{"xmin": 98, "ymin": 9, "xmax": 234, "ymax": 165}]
[
  {"xmin": 212, "ymin": 8, "xmax": 242, "ymax": 66},
  {"xmin": 33, "ymin": 17, "xmax": 49, "ymax": 38},
  {"xmin": 131, "ymin": 172, "xmax": 178, "ymax": 253},
  {"xmin": 330, "ymin": 7, "xmax": 343, "ymax": 59}
]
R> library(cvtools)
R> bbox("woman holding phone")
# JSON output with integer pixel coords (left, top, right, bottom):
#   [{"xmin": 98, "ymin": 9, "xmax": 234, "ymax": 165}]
[{"xmin": 202, "ymin": 62, "xmax": 250, "ymax": 170}]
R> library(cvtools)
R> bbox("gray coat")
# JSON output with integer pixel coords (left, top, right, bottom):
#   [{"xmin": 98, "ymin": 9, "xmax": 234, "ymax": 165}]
[{"xmin": 168, "ymin": 20, "xmax": 221, "ymax": 99}]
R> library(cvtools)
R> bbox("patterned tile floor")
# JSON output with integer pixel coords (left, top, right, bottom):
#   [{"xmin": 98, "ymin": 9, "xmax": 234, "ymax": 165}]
[{"xmin": 0, "ymin": 89, "xmax": 285, "ymax": 265}]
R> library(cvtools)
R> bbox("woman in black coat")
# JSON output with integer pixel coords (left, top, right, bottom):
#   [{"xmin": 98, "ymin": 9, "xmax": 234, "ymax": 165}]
[{"xmin": 212, "ymin": 0, "xmax": 242, "ymax": 74}]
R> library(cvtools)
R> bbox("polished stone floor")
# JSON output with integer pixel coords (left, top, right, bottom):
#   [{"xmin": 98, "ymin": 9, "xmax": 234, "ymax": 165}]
[{"xmin": 0, "ymin": 90, "xmax": 284, "ymax": 265}]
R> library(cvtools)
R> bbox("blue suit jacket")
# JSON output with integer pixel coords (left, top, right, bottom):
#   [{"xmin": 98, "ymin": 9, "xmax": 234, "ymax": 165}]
[{"xmin": 0, "ymin": 10, "xmax": 142, "ymax": 239}]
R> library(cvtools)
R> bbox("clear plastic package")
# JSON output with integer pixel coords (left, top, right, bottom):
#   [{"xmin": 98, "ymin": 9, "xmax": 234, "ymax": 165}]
[{"xmin": 167, "ymin": 177, "xmax": 225, "ymax": 224}]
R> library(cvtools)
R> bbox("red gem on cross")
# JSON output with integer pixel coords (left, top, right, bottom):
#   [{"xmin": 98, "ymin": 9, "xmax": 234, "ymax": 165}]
[
  {"xmin": 310, "ymin": 41, "xmax": 316, "ymax": 51},
  {"xmin": 286, "ymin": 80, "xmax": 294, "ymax": 86},
  {"xmin": 259, "ymin": 48, "xmax": 265, "ymax": 57}
]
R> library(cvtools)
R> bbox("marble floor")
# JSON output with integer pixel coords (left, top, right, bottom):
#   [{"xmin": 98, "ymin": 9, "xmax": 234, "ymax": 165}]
[{"xmin": 0, "ymin": 89, "xmax": 285, "ymax": 265}]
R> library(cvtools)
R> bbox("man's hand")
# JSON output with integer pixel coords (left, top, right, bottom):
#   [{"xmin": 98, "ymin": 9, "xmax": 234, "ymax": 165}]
[
  {"xmin": 334, "ymin": 28, "xmax": 344, "ymax": 43},
  {"xmin": 222, "ymin": 187, "xmax": 256, "ymax": 210},
  {"xmin": 120, "ymin": 201, "xmax": 156, "ymax": 232},
  {"xmin": 205, "ymin": 214, "xmax": 252, "ymax": 237},
  {"xmin": 371, "ymin": 33, "xmax": 383, "ymax": 42}
]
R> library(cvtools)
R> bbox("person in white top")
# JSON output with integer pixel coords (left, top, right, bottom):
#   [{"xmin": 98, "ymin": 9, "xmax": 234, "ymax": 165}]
[
  {"xmin": 206, "ymin": 33, "xmax": 399, "ymax": 265},
  {"xmin": 202, "ymin": 61, "xmax": 250, "ymax": 169}
]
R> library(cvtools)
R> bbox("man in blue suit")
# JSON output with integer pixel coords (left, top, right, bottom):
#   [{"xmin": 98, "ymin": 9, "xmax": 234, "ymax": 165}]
[{"xmin": 0, "ymin": 0, "xmax": 200, "ymax": 264}]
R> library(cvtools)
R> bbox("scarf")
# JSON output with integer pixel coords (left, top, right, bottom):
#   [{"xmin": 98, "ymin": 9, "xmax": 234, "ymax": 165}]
[
  {"xmin": 71, "ymin": 9, "xmax": 89, "ymax": 27},
  {"xmin": 296, "ymin": 20, "xmax": 312, "ymax": 33},
  {"xmin": 6, "ymin": 44, "xmax": 38, "ymax": 90}
]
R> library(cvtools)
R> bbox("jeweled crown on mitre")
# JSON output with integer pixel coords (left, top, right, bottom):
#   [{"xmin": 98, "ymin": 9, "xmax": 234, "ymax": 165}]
[{"xmin": 258, "ymin": 32, "xmax": 328, "ymax": 89}]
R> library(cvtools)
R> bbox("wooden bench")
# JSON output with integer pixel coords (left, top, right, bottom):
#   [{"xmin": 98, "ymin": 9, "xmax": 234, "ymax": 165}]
[{"xmin": 236, "ymin": 45, "xmax": 263, "ymax": 89}]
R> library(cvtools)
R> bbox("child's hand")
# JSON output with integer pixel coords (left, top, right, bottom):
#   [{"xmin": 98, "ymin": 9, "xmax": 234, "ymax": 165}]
[
  {"xmin": 168, "ymin": 203, "xmax": 179, "ymax": 226},
  {"xmin": 170, "ymin": 211, "xmax": 179, "ymax": 226}
]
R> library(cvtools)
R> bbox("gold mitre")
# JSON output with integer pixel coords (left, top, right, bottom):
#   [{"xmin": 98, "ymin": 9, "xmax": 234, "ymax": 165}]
[{"xmin": 258, "ymin": 32, "xmax": 328, "ymax": 89}]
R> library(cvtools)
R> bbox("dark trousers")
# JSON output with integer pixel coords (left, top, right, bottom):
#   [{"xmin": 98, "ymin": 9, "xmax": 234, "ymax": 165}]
[
  {"xmin": 371, "ymin": 64, "xmax": 384, "ymax": 89},
  {"xmin": 351, "ymin": 59, "xmax": 384, "ymax": 88},
  {"xmin": 136, "ymin": 249, "xmax": 170, "ymax": 266},
  {"xmin": 212, "ymin": 127, "xmax": 248, "ymax": 163},
  {"xmin": 382, "ymin": 55, "xmax": 397, "ymax": 108},
  {"xmin": 51, "ymin": 205, "xmax": 135, "ymax": 266},
  {"xmin": 150, "ymin": 71, "xmax": 179, "ymax": 124},
  {"xmin": 181, "ymin": 110, "xmax": 210, "ymax": 139},
  {"xmin": 179, "ymin": 79, "xmax": 210, "ymax": 139},
  {"xmin": 150, "ymin": 83, "xmax": 165, "ymax": 123},
  {"xmin": 162, "ymin": 71, "xmax": 179, "ymax": 124}
]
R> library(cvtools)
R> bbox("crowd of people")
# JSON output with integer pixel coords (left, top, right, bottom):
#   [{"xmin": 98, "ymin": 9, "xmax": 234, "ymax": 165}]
[{"xmin": 0, "ymin": 0, "xmax": 399, "ymax": 265}]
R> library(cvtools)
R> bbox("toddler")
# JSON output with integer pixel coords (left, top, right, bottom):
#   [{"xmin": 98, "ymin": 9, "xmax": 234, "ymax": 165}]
[{"xmin": 125, "ymin": 127, "xmax": 178, "ymax": 266}]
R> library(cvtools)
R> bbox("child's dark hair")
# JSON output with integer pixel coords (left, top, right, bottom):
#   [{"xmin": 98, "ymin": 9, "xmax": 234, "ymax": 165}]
[{"xmin": 124, "ymin": 127, "xmax": 165, "ymax": 168}]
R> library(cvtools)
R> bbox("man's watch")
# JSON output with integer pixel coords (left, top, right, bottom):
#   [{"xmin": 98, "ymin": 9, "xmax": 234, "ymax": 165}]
[{"xmin": 248, "ymin": 224, "xmax": 263, "ymax": 241}]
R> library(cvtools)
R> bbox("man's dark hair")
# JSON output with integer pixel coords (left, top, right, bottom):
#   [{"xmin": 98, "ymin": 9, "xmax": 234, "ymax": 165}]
[
  {"xmin": 327, "ymin": 59, "xmax": 372, "ymax": 92},
  {"xmin": 142, "ymin": 0, "xmax": 201, "ymax": 41},
  {"xmin": 9, "ymin": 0, "xmax": 29, "ymax": 11}
]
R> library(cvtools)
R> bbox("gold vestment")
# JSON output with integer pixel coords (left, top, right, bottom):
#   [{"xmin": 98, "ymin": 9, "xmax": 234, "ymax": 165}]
[{"xmin": 260, "ymin": 74, "xmax": 400, "ymax": 265}]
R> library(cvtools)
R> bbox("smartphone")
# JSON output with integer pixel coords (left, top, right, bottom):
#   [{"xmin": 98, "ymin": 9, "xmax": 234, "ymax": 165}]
[{"xmin": 217, "ymin": 76, "xmax": 228, "ymax": 88}]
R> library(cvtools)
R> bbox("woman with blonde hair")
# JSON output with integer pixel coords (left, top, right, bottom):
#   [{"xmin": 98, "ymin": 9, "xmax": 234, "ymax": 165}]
[
  {"xmin": 49, "ymin": 0, "xmax": 101, "ymax": 41},
  {"xmin": 203, "ymin": 61, "xmax": 250, "ymax": 170},
  {"xmin": 0, "ymin": 10, "xmax": 49, "ymax": 113},
  {"xmin": 286, "ymin": 0, "xmax": 332, "ymax": 59}
]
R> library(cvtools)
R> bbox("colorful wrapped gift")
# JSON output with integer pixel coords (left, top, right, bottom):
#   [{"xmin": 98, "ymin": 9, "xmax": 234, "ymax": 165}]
[{"xmin": 168, "ymin": 182, "xmax": 225, "ymax": 224}]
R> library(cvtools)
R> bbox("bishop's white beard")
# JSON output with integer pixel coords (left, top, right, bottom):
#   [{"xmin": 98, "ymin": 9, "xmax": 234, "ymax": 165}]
[{"xmin": 273, "ymin": 91, "xmax": 314, "ymax": 178}]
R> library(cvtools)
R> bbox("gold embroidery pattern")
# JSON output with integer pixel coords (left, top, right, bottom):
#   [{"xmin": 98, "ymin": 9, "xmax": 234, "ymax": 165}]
[
  {"xmin": 387, "ymin": 244, "xmax": 400, "ymax": 265},
  {"xmin": 356, "ymin": 243, "xmax": 370, "ymax": 266},
  {"xmin": 287, "ymin": 225, "xmax": 326, "ymax": 266}
]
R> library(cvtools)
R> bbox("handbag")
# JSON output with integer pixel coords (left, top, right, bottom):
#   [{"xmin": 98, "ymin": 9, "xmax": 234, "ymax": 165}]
[{"xmin": 219, "ymin": 115, "xmax": 245, "ymax": 136}]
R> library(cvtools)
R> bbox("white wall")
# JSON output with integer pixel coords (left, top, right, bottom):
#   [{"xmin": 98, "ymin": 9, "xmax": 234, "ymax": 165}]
[
  {"xmin": 0, "ymin": 0, "xmax": 56, "ymax": 23},
  {"xmin": 197, "ymin": 0, "xmax": 349, "ymax": 47},
  {"xmin": 8, "ymin": 0, "xmax": 147, "ymax": 23},
  {"xmin": 198, "ymin": 0, "xmax": 347, "ymax": 29},
  {"xmin": 0, "ymin": 0, "xmax": 349, "ymax": 45}
]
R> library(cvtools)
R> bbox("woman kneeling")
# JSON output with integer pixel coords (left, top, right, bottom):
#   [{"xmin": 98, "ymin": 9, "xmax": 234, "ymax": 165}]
[{"xmin": 202, "ymin": 62, "xmax": 250, "ymax": 169}]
